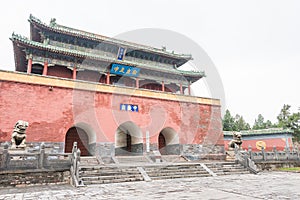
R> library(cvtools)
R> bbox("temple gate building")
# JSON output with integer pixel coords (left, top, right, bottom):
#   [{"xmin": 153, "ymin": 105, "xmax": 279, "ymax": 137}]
[{"xmin": 0, "ymin": 15, "xmax": 224, "ymax": 160}]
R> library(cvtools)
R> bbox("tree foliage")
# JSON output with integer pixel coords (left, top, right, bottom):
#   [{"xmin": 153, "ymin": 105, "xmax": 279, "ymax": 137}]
[
  {"xmin": 276, "ymin": 104, "xmax": 300, "ymax": 141},
  {"xmin": 253, "ymin": 114, "xmax": 266, "ymax": 130},
  {"xmin": 222, "ymin": 110, "xmax": 235, "ymax": 131},
  {"xmin": 222, "ymin": 110, "xmax": 250, "ymax": 131},
  {"xmin": 252, "ymin": 114, "xmax": 276, "ymax": 130},
  {"xmin": 223, "ymin": 105, "xmax": 300, "ymax": 142}
]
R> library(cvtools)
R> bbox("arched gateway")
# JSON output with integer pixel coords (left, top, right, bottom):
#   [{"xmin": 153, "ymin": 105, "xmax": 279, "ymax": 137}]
[
  {"xmin": 159, "ymin": 127, "xmax": 180, "ymax": 155},
  {"xmin": 115, "ymin": 121, "xmax": 143, "ymax": 156},
  {"xmin": 65, "ymin": 123, "xmax": 96, "ymax": 156}
]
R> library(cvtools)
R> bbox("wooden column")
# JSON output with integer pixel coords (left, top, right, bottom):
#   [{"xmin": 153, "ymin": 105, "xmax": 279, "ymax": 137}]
[
  {"xmin": 180, "ymin": 83, "xmax": 183, "ymax": 94},
  {"xmin": 27, "ymin": 57, "xmax": 32, "ymax": 74},
  {"xmin": 162, "ymin": 81, "xmax": 165, "ymax": 92},
  {"xmin": 42, "ymin": 60, "xmax": 48, "ymax": 76},
  {"xmin": 136, "ymin": 77, "xmax": 139, "ymax": 88},
  {"xmin": 188, "ymin": 82, "xmax": 191, "ymax": 95},
  {"xmin": 72, "ymin": 67, "xmax": 77, "ymax": 80},
  {"xmin": 106, "ymin": 72, "xmax": 110, "ymax": 84}
]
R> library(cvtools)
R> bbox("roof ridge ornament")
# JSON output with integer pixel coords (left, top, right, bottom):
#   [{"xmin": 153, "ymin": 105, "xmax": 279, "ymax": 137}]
[
  {"xmin": 50, "ymin": 18, "xmax": 56, "ymax": 27},
  {"xmin": 29, "ymin": 14, "xmax": 42, "ymax": 24}
]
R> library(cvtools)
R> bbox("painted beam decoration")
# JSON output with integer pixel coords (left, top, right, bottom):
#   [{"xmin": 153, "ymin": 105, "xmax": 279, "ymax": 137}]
[
  {"xmin": 110, "ymin": 63, "xmax": 140, "ymax": 77},
  {"xmin": 120, "ymin": 104, "xmax": 139, "ymax": 112}
]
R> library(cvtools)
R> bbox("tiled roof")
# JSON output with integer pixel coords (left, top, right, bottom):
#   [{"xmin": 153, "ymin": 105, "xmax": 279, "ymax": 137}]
[
  {"xmin": 28, "ymin": 14, "xmax": 192, "ymax": 61},
  {"xmin": 223, "ymin": 128, "xmax": 294, "ymax": 136},
  {"xmin": 10, "ymin": 33, "xmax": 205, "ymax": 78}
]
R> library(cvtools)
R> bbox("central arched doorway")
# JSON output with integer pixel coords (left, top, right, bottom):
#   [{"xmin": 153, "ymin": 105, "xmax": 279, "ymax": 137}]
[
  {"xmin": 115, "ymin": 121, "xmax": 143, "ymax": 156},
  {"xmin": 158, "ymin": 127, "xmax": 180, "ymax": 155},
  {"xmin": 65, "ymin": 123, "xmax": 96, "ymax": 156}
]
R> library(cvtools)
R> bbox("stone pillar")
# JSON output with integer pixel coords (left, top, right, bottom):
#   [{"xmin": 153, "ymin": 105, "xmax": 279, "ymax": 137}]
[
  {"xmin": 27, "ymin": 57, "xmax": 32, "ymax": 74},
  {"xmin": 106, "ymin": 72, "xmax": 110, "ymax": 84},
  {"xmin": 73, "ymin": 67, "xmax": 77, "ymax": 80},
  {"xmin": 42, "ymin": 60, "xmax": 48, "ymax": 76},
  {"xmin": 39, "ymin": 142, "xmax": 45, "ymax": 169},
  {"xmin": 162, "ymin": 81, "xmax": 165, "ymax": 92},
  {"xmin": 136, "ymin": 77, "xmax": 139, "ymax": 88}
]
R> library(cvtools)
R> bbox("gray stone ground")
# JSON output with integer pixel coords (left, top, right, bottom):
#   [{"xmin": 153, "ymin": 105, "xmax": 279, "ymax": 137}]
[{"xmin": 0, "ymin": 171, "xmax": 299, "ymax": 200}]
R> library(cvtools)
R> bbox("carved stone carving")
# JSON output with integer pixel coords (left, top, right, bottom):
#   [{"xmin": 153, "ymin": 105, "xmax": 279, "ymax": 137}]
[
  {"xmin": 11, "ymin": 120, "xmax": 29, "ymax": 149},
  {"xmin": 228, "ymin": 131, "xmax": 243, "ymax": 149}
]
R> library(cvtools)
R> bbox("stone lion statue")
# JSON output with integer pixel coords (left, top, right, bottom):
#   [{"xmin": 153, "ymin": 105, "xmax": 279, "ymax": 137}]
[
  {"xmin": 11, "ymin": 120, "xmax": 29, "ymax": 149},
  {"xmin": 228, "ymin": 131, "xmax": 242, "ymax": 149}
]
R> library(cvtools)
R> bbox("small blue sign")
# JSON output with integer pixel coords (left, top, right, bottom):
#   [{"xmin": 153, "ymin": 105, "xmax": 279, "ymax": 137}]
[
  {"xmin": 117, "ymin": 47, "xmax": 126, "ymax": 60},
  {"xmin": 111, "ymin": 63, "xmax": 140, "ymax": 77},
  {"xmin": 120, "ymin": 104, "xmax": 139, "ymax": 112}
]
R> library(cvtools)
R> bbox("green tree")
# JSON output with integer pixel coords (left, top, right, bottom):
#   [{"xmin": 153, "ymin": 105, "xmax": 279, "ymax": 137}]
[
  {"xmin": 277, "ymin": 104, "xmax": 291, "ymax": 128},
  {"xmin": 276, "ymin": 104, "xmax": 300, "ymax": 141},
  {"xmin": 235, "ymin": 114, "xmax": 250, "ymax": 131},
  {"xmin": 223, "ymin": 110, "xmax": 251, "ymax": 131},
  {"xmin": 253, "ymin": 114, "xmax": 266, "ymax": 130},
  {"xmin": 222, "ymin": 109, "xmax": 235, "ymax": 131},
  {"xmin": 265, "ymin": 120, "xmax": 275, "ymax": 128}
]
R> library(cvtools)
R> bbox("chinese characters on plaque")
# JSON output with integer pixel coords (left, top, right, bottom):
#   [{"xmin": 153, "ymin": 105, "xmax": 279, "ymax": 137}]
[
  {"xmin": 110, "ymin": 63, "xmax": 140, "ymax": 77},
  {"xmin": 120, "ymin": 104, "xmax": 139, "ymax": 112},
  {"xmin": 117, "ymin": 47, "xmax": 126, "ymax": 60}
]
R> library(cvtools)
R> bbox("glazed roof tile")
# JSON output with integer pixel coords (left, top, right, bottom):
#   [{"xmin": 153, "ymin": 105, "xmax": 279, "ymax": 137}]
[
  {"xmin": 223, "ymin": 128, "xmax": 294, "ymax": 136},
  {"xmin": 28, "ymin": 14, "xmax": 192, "ymax": 61},
  {"xmin": 11, "ymin": 33, "xmax": 205, "ymax": 78}
]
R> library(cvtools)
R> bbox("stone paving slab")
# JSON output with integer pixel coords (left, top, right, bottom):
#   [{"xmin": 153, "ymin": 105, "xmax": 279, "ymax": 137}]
[{"xmin": 0, "ymin": 172, "xmax": 299, "ymax": 199}]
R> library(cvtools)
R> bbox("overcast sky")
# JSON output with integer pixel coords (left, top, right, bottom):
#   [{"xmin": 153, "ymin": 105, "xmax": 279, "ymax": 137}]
[{"xmin": 0, "ymin": 0, "xmax": 299, "ymax": 125}]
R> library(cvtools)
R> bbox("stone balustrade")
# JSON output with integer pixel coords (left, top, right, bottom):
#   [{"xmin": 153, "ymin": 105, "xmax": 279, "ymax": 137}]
[
  {"xmin": 0, "ymin": 142, "xmax": 71, "ymax": 171},
  {"xmin": 248, "ymin": 146, "xmax": 300, "ymax": 162}
]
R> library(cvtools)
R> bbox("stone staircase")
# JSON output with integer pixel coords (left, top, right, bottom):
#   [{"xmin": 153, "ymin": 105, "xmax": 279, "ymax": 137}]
[
  {"xmin": 79, "ymin": 165, "xmax": 144, "ymax": 185},
  {"xmin": 115, "ymin": 155, "xmax": 152, "ymax": 164},
  {"xmin": 205, "ymin": 161, "xmax": 250, "ymax": 175},
  {"xmin": 161, "ymin": 155, "xmax": 188, "ymax": 163},
  {"xmin": 78, "ymin": 157, "xmax": 253, "ymax": 185},
  {"xmin": 80, "ymin": 156, "xmax": 102, "ymax": 166},
  {"xmin": 143, "ymin": 163, "xmax": 211, "ymax": 180}
]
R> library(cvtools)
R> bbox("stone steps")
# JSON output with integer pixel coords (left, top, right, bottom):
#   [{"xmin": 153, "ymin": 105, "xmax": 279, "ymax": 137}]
[
  {"xmin": 78, "ymin": 158, "xmax": 252, "ymax": 185},
  {"xmin": 144, "ymin": 164, "xmax": 211, "ymax": 180},
  {"xmin": 80, "ymin": 156, "xmax": 100, "ymax": 166},
  {"xmin": 205, "ymin": 162, "xmax": 250, "ymax": 175},
  {"xmin": 115, "ymin": 155, "xmax": 152, "ymax": 164},
  {"xmin": 161, "ymin": 155, "xmax": 188, "ymax": 163},
  {"xmin": 150, "ymin": 173, "xmax": 210, "ymax": 180},
  {"xmin": 80, "ymin": 166, "xmax": 144, "ymax": 185}
]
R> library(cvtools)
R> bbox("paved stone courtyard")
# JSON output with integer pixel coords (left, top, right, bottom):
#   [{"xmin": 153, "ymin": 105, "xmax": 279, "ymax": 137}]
[{"xmin": 0, "ymin": 171, "xmax": 299, "ymax": 200}]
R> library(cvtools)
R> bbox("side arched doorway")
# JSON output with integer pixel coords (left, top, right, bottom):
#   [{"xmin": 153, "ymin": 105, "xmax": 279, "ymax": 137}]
[
  {"xmin": 65, "ymin": 126, "xmax": 92, "ymax": 156},
  {"xmin": 115, "ymin": 121, "xmax": 143, "ymax": 156},
  {"xmin": 158, "ymin": 127, "xmax": 180, "ymax": 155}
]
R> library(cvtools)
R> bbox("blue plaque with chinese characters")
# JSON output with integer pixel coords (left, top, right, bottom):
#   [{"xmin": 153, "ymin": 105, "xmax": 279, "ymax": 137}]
[
  {"xmin": 117, "ymin": 47, "xmax": 126, "ymax": 60},
  {"xmin": 120, "ymin": 104, "xmax": 139, "ymax": 112},
  {"xmin": 110, "ymin": 63, "xmax": 140, "ymax": 77}
]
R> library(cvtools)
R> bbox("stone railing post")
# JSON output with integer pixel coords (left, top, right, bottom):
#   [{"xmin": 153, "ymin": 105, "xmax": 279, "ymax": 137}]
[
  {"xmin": 243, "ymin": 154, "xmax": 248, "ymax": 166},
  {"xmin": 262, "ymin": 147, "xmax": 266, "ymax": 161},
  {"xmin": 273, "ymin": 146, "xmax": 278, "ymax": 160},
  {"xmin": 75, "ymin": 149, "xmax": 81, "ymax": 182},
  {"xmin": 285, "ymin": 147, "xmax": 290, "ymax": 160},
  {"xmin": 248, "ymin": 146, "xmax": 253, "ymax": 159},
  {"xmin": 39, "ymin": 142, "xmax": 45, "ymax": 169},
  {"xmin": 2, "ymin": 142, "xmax": 9, "ymax": 169},
  {"xmin": 297, "ymin": 147, "xmax": 300, "ymax": 161},
  {"xmin": 70, "ymin": 142, "xmax": 83, "ymax": 187}
]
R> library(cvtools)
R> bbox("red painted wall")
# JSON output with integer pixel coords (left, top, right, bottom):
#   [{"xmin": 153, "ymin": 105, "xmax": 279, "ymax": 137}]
[
  {"xmin": 224, "ymin": 137, "xmax": 293, "ymax": 151},
  {"xmin": 47, "ymin": 65, "xmax": 73, "ymax": 79},
  {"xmin": 77, "ymin": 70, "xmax": 101, "ymax": 82},
  {"xmin": 0, "ymin": 79, "xmax": 223, "ymax": 147}
]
